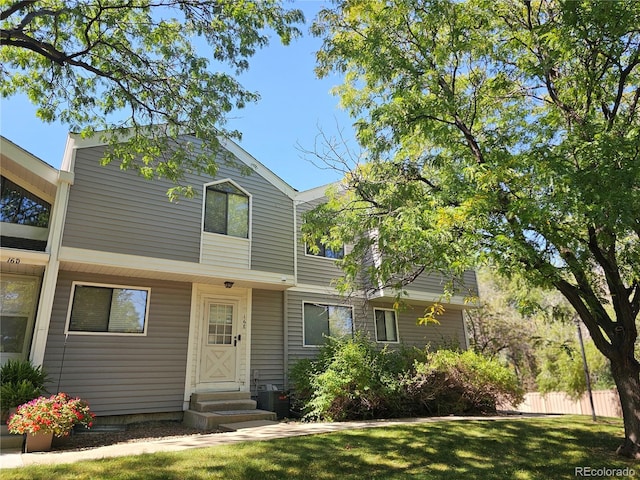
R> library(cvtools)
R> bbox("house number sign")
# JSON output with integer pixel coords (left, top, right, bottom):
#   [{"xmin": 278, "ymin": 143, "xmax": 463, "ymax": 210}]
[{"xmin": 6, "ymin": 257, "xmax": 21, "ymax": 264}]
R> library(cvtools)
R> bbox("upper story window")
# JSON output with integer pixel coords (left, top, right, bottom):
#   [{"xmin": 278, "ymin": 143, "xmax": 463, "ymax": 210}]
[
  {"xmin": 305, "ymin": 241, "xmax": 344, "ymax": 259},
  {"xmin": 0, "ymin": 176, "xmax": 50, "ymax": 227},
  {"xmin": 204, "ymin": 181, "xmax": 249, "ymax": 238}
]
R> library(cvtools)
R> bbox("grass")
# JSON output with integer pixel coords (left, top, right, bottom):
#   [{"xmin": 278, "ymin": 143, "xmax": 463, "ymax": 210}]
[{"xmin": 3, "ymin": 416, "xmax": 636, "ymax": 480}]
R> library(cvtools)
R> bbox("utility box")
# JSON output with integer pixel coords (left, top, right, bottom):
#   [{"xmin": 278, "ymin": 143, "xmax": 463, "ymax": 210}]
[{"xmin": 257, "ymin": 390, "xmax": 290, "ymax": 419}]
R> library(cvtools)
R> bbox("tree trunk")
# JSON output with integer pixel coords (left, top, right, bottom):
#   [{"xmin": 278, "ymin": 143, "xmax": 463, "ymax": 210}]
[{"xmin": 610, "ymin": 354, "xmax": 640, "ymax": 459}]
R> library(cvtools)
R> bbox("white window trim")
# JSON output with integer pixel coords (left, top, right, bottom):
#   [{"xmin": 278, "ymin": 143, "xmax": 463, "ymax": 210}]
[
  {"xmin": 201, "ymin": 178, "xmax": 252, "ymax": 240},
  {"xmin": 373, "ymin": 308, "xmax": 400, "ymax": 344},
  {"xmin": 64, "ymin": 281, "xmax": 151, "ymax": 336},
  {"xmin": 302, "ymin": 301, "xmax": 354, "ymax": 347},
  {"xmin": 303, "ymin": 242, "xmax": 345, "ymax": 261}
]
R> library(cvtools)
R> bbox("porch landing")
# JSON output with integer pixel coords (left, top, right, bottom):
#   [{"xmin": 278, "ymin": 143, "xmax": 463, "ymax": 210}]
[{"xmin": 183, "ymin": 392, "xmax": 278, "ymax": 431}]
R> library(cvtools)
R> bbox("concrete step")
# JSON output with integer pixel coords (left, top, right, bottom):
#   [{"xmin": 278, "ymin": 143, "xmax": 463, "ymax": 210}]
[
  {"xmin": 183, "ymin": 409, "xmax": 276, "ymax": 430},
  {"xmin": 0, "ymin": 425, "xmax": 24, "ymax": 450},
  {"xmin": 190, "ymin": 391, "xmax": 251, "ymax": 403},
  {"xmin": 190, "ymin": 399, "xmax": 257, "ymax": 413},
  {"xmin": 218, "ymin": 419, "xmax": 280, "ymax": 432}
]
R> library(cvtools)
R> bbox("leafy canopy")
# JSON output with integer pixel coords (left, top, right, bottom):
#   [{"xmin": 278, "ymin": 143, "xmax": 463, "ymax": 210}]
[
  {"xmin": 305, "ymin": 0, "xmax": 640, "ymax": 367},
  {"xmin": 1, "ymin": 0, "xmax": 304, "ymax": 198}
]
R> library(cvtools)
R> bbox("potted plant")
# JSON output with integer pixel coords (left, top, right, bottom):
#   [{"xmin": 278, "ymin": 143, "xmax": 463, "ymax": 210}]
[
  {"xmin": 0, "ymin": 359, "xmax": 49, "ymax": 421},
  {"xmin": 7, "ymin": 393, "xmax": 95, "ymax": 452}
]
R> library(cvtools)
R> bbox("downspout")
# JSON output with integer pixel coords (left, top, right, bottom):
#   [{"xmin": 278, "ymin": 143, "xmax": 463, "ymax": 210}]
[
  {"xmin": 286, "ymin": 198, "xmax": 298, "ymax": 390},
  {"xmin": 283, "ymin": 289, "xmax": 289, "ymax": 390},
  {"xmin": 30, "ymin": 136, "xmax": 76, "ymax": 366}
]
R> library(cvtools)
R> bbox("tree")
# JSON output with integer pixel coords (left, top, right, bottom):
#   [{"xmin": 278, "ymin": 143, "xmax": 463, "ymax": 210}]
[
  {"xmin": 305, "ymin": 0, "xmax": 640, "ymax": 457},
  {"xmin": 465, "ymin": 268, "xmax": 560, "ymax": 391},
  {"xmin": 535, "ymin": 322, "xmax": 615, "ymax": 398},
  {"xmin": 1, "ymin": 0, "xmax": 303, "ymax": 198},
  {"xmin": 466, "ymin": 267, "xmax": 616, "ymax": 395}
]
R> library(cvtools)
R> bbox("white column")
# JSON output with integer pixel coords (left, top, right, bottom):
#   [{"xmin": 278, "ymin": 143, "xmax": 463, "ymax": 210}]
[{"xmin": 29, "ymin": 150, "xmax": 75, "ymax": 366}]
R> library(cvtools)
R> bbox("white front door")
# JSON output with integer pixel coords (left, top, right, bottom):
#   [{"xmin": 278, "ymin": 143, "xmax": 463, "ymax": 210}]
[{"xmin": 198, "ymin": 300, "xmax": 239, "ymax": 386}]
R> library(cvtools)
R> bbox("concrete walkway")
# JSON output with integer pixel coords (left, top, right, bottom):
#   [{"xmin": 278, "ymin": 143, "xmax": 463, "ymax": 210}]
[{"xmin": 0, "ymin": 414, "xmax": 544, "ymax": 469}]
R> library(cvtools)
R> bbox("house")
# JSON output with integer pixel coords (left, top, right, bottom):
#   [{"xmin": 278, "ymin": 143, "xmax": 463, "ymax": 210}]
[{"xmin": 0, "ymin": 134, "xmax": 477, "ymax": 425}]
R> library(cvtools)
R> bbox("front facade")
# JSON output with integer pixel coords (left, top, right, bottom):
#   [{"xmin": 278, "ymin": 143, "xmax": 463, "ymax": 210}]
[{"xmin": 0, "ymin": 134, "xmax": 476, "ymax": 418}]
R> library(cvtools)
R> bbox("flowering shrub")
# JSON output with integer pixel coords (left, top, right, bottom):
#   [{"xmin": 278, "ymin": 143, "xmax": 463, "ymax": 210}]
[{"xmin": 7, "ymin": 393, "xmax": 95, "ymax": 437}]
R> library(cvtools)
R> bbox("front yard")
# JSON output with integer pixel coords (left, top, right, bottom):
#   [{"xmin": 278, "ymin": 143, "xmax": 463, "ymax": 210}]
[{"xmin": 3, "ymin": 416, "xmax": 635, "ymax": 480}]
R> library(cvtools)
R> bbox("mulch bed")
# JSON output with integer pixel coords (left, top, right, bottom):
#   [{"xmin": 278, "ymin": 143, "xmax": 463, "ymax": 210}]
[{"xmin": 50, "ymin": 421, "xmax": 222, "ymax": 452}]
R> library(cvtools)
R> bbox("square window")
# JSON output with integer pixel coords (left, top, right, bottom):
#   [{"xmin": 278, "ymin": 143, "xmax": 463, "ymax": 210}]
[
  {"xmin": 305, "ymin": 241, "xmax": 344, "ymax": 259},
  {"xmin": 67, "ymin": 283, "xmax": 149, "ymax": 335},
  {"xmin": 303, "ymin": 303, "xmax": 353, "ymax": 346},
  {"xmin": 374, "ymin": 309, "xmax": 398, "ymax": 342}
]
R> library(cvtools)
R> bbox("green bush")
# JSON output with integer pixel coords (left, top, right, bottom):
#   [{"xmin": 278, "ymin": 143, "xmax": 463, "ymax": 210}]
[
  {"xmin": 404, "ymin": 350, "xmax": 524, "ymax": 415},
  {"xmin": 291, "ymin": 336, "xmax": 523, "ymax": 421},
  {"xmin": 0, "ymin": 359, "xmax": 49, "ymax": 415}
]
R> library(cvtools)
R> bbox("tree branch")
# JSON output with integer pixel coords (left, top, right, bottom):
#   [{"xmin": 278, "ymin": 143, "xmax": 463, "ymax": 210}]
[{"xmin": 0, "ymin": 0, "xmax": 36, "ymax": 21}]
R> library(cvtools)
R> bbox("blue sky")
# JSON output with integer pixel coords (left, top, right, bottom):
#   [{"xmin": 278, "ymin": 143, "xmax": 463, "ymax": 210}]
[{"xmin": 0, "ymin": 1, "xmax": 356, "ymax": 192}]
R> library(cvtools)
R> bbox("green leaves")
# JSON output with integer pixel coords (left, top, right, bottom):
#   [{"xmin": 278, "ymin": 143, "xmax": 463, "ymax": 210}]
[
  {"xmin": 308, "ymin": 0, "xmax": 640, "ymax": 367},
  {"xmin": 1, "ymin": 1, "xmax": 304, "ymax": 192}
]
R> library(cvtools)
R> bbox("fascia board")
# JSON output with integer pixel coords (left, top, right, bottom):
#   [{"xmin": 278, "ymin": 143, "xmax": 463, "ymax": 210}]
[{"xmin": 0, "ymin": 136, "xmax": 59, "ymax": 185}]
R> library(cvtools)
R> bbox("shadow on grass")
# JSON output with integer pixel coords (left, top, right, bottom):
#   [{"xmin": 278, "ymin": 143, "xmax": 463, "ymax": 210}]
[{"xmin": 3, "ymin": 417, "xmax": 634, "ymax": 480}]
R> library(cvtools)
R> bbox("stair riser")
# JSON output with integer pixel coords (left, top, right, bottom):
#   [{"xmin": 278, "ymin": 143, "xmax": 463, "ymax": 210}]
[
  {"xmin": 191, "ymin": 392, "xmax": 251, "ymax": 403},
  {"xmin": 0, "ymin": 434, "xmax": 24, "ymax": 450},
  {"xmin": 191, "ymin": 399, "xmax": 257, "ymax": 412},
  {"xmin": 183, "ymin": 410, "xmax": 276, "ymax": 430}
]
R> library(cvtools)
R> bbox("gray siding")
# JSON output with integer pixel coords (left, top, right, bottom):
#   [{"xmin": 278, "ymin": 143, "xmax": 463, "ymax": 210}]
[
  {"xmin": 285, "ymin": 290, "xmax": 370, "ymax": 378},
  {"xmin": 43, "ymin": 271, "xmax": 191, "ymax": 416},
  {"xmin": 63, "ymin": 139, "xmax": 295, "ymax": 276},
  {"xmin": 407, "ymin": 269, "xmax": 479, "ymax": 298},
  {"xmin": 62, "ymin": 145, "xmax": 202, "ymax": 262},
  {"xmin": 296, "ymin": 199, "xmax": 344, "ymax": 286},
  {"xmin": 369, "ymin": 301, "xmax": 467, "ymax": 350},
  {"xmin": 250, "ymin": 290, "xmax": 285, "ymax": 392},
  {"xmin": 285, "ymin": 291, "xmax": 467, "ymax": 384},
  {"xmin": 297, "ymin": 198, "xmax": 478, "ymax": 297}
]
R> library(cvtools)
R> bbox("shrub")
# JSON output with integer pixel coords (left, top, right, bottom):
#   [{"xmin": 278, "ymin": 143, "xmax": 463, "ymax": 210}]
[
  {"xmin": 291, "ymin": 336, "xmax": 523, "ymax": 421},
  {"xmin": 292, "ymin": 334, "xmax": 416, "ymax": 421},
  {"xmin": 0, "ymin": 359, "xmax": 49, "ymax": 416},
  {"xmin": 404, "ymin": 350, "xmax": 524, "ymax": 415}
]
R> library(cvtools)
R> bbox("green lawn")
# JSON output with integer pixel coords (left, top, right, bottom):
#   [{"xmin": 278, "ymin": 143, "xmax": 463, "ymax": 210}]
[{"xmin": 3, "ymin": 416, "xmax": 636, "ymax": 480}]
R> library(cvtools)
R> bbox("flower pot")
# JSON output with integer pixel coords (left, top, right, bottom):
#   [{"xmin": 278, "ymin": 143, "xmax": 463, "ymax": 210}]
[{"xmin": 25, "ymin": 431, "xmax": 54, "ymax": 452}]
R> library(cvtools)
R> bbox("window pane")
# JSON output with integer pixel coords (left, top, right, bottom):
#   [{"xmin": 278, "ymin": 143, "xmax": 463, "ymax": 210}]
[
  {"xmin": 375, "ymin": 310, "xmax": 397, "ymax": 342},
  {"xmin": 325, "ymin": 245, "xmax": 344, "ymax": 259},
  {"xmin": 0, "ymin": 176, "xmax": 50, "ymax": 227},
  {"xmin": 304, "ymin": 304, "xmax": 329, "ymax": 346},
  {"xmin": 108, "ymin": 289, "xmax": 148, "ymax": 333},
  {"xmin": 328, "ymin": 306, "xmax": 353, "ymax": 338},
  {"xmin": 69, "ymin": 285, "xmax": 148, "ymax": 334},
  {"xmin": 306, "ymin": 241, "xmax": 344, "ymax": 259},
  {"xmin": 1, "ymin": 276, "xmax": 39, "ymax": 355},
  {"xmin": 204, "ymin": 189, "xmax": 227, "ymax": 234},
  {"xmin": 227, "ymin": 193, "xmax": 248, "ymax": 238},
  {"xmin": 69, "ymin": 286, "xmax": 111, "ymax": 332},
  {"xmin": 0, "ymin": 316, "xmax": 27, "ymax": 353},
  {"xmin": 208, "ymin": 304, "xmax": 233, "ymax": 345}
]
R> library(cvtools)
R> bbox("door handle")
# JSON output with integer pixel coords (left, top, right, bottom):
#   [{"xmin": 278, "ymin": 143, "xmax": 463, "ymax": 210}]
[{"xmin": 234, "ymin": 334, "xmax": 241, "ymax": 346}]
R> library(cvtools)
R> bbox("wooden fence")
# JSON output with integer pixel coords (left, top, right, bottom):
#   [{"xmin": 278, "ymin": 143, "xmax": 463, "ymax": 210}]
[{"xmin": 504, "ymin": 389, "xmax": 622, "ymax": 418}]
